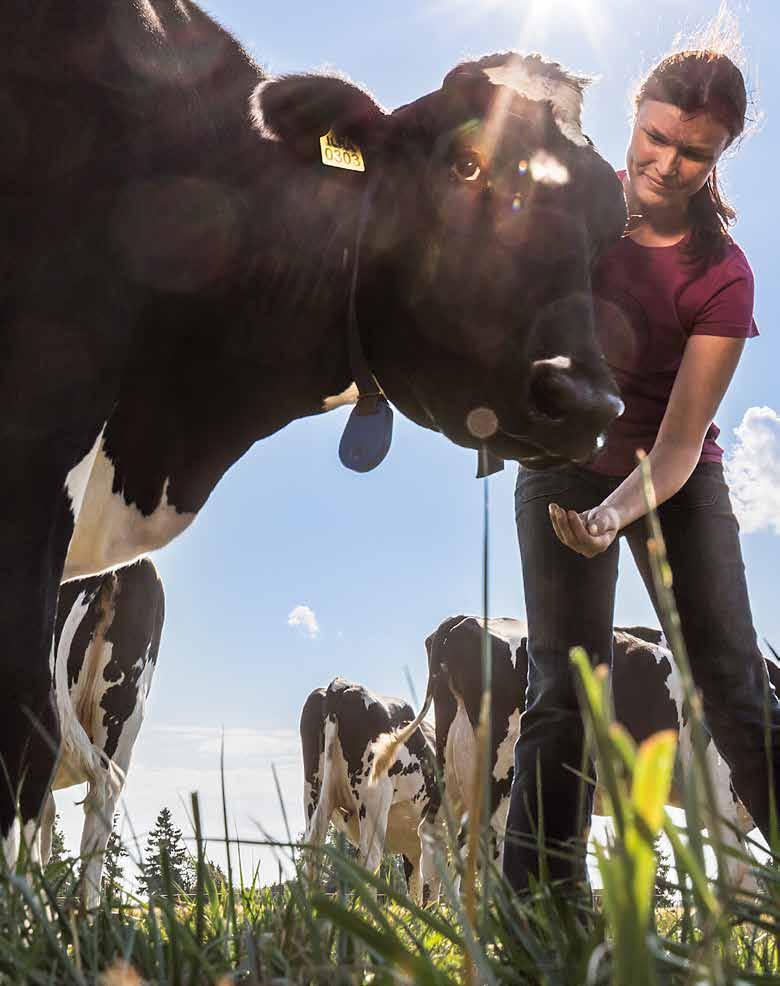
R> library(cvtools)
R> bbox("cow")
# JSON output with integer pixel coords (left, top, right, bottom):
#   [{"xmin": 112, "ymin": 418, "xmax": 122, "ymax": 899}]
[
  {"xmin": 39, "ymin": 559, "xmax": 164, "ymax": 908},
  {"xmin": 372, "ymin": 617, "xmax": 766, "ymax": 896},
  {"xmin": 3, "ymin": 0, "xmax": 627, "ymax": 862},
  {"xmin": 301, "ymin": 678, "xmax": 436, "ymax": 900}
]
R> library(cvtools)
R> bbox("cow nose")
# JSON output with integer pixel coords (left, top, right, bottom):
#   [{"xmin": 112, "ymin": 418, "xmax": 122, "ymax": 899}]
[{"xmin": 529, "ymin": 356, "xmax": 624, "ymax": 428}]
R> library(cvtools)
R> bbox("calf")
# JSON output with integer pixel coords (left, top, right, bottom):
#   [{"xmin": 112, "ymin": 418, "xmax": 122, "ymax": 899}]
[
  {"xmin": 301, "ymin": 678, "xmax": 436, "ymax": 900},
  {"xmin": 42, "ymin": 558, "xmax": 165, "ymax": 908},
  {"xmin": 373, "ymin": 616, "xmax": 769, "ymax": 892}
]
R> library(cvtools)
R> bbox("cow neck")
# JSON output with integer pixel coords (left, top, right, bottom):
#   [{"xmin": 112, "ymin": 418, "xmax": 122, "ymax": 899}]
[{"xmin": 340, "ymin": 179, "xmax": 501, "ymax": 479}]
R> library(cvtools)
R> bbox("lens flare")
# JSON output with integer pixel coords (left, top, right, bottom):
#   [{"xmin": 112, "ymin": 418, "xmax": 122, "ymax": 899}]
[
  {"xmin": 529, "ymin": 151, "xmax": 570, "ymax": 186},
  {"xmin": 466, "ymin": 407, "xmax": 499, "ymax": 440}
]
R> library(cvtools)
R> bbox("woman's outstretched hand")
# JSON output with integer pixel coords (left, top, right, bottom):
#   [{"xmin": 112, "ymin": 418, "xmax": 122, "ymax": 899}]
[{"xmin": 548, "ymin": 503, "xmax": 621, "ymax": 558}]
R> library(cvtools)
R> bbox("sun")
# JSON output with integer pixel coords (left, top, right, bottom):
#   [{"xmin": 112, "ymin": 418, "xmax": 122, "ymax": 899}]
[
  {"xmin": 517, "ymin": 0, "xmax": 609, "ymax": 50},
  {"xmin": 443, "ymin": 0, "xmax": 610, "ymax": 53}
]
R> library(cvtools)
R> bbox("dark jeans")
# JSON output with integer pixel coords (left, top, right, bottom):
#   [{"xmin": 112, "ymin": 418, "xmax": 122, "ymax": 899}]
[{"xmin": 503, "ymin": 460, "xmax": 780, "ymax": 892}]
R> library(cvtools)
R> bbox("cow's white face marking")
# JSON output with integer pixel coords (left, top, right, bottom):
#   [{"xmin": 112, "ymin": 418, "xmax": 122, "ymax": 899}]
[
  {"xmin": 484, "ymin": 63, "xmax": 587, "ymax": 147},
  {"xmin": 479, "ymin": 618, "xmax": 526, "ymax": 669},
  {"xmin": 493, "ymin": 708, "xmax": 520, "ymax": 783},
  {"xmin": 64, "ymin": 442, "xmax": 195, "ymax": 580},
  {"xmin": 64, "ymin": 427, "xmax": 106, "ymax": 523}
]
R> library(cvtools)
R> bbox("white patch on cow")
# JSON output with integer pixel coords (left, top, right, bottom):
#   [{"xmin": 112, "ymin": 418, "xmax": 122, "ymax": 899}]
[
  {"xmin": 529, "ymin": 150, "xmax": 570, "ymax": 186},
  {"xmin": 493, "ymin": 708, "xmax": 520, "ymax": 783},
  {"xmin": 533, "ymin": 356, "xmax": 572, "ymax": 371},
  {"xmin": 52, "ymin": 591, "xmax": 100, "ymax": 790},
  {"xmin": 647, "ymin": 636, "xmax": 693, "ymax": 766},
  {"xmin": 445, "ymin": 698, "xmax": 478, "ymax": 815},
  {"xmin": 490, "ymin": 794, "xmax": 510, "ymax": 855},
  {"xmin": 64, "ymin": 427, "xmax": 106, "ymax": 523},
  {"xmin": 2, "ymin": 820, "xmax": 20, "ymax": 869},
  {"xmin": 64, "ymin": 443, "xmax": 195, "ymax": 580},
  {"xmin": 322, "ymin": 382, "xmax": 359, "ymax": 412},
  {"xmin": 477, "ymin": 617, "xmax": 526, "ymax": 669},
  {"xmin": 484, "ymin": 63, "xmax": 587, "ymax": 146},
  {"xmin": 249, "ymin": 79, "xmax": 281, "ymax": 141}
]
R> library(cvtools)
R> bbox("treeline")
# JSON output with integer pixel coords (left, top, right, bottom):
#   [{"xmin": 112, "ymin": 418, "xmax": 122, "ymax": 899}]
[{"xmin": 48, "ymin": 806, "xmax": 228, "ymax": 902}]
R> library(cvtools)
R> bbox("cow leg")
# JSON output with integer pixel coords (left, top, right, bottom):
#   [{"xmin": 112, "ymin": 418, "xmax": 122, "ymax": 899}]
[
  {"xmin": 418, "ymin": 810, "xmax": 447, "ymax": 903},
  {"xmin": 0, "ymin": 491, "xmax": 66, "ymax": 869},
  {"xmin": 491, "ymin": 794, "xmax": 511, "ymax": 871},
  {"xmin": 39, "ymin": 793, "xmax": 57, "ymax": 867},
  {"xmin": 79, "ymin": 775, "xmax": 120, "ymax": 910},
  {"xmin": 357, "ymin": 778, "xmax": 393, "ymax": 877},
  {"xmin": 403, "ymin": 851, "xmax": 423, "ymax": 903},
  {"xmin": 304, "ymin": 777, "xmax": 335, "ymax": 883},
  {"xmin": 705, "ymin": 745, "xmax": 758, "ymax": 894}
]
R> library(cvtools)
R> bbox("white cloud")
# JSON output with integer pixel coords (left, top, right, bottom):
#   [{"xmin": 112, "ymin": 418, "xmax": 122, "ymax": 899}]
[
  {"xmin": 724, "ymin": 406, "xmax": 780, "ymax": 535},
  {"xmin": 287, "ymin": 604, "xmax": 320, "ymax": 638}
]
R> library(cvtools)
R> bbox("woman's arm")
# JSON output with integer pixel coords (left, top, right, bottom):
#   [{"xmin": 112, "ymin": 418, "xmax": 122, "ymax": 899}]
[{"xmin": 550, "ymin": 335, "xmax": 745, "ymax": 557}]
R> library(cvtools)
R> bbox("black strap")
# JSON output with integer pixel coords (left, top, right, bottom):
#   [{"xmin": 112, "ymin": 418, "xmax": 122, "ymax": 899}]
[{"xmin": 347, "ymin": 179, "xmax": 383, "ymax": 415}]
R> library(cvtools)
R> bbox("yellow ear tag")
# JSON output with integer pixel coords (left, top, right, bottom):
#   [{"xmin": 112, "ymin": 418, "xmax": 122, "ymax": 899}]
[{"xmin": 320, "ymin": 130, "xmax": 366, "ymax": 172}]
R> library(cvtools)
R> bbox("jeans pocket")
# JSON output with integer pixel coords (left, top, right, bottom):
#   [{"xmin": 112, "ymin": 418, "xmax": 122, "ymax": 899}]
[
  {"xmin": 515, "ymin": 465, "xmax": 574, "ymax": 506},
  {"xmin": 665, "ymin": 472, "xmax": 722, "ymax": 510}
]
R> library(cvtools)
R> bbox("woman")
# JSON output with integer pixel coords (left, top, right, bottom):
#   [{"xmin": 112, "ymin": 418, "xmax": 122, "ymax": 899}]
[{"xmin": 503, "ymin": 48, "xmax": 780, "ymax": 893}]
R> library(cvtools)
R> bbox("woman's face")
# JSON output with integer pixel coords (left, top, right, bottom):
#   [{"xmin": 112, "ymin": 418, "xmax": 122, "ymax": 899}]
[{"xmin": 626, "ymin": 99, "xmax": 731, "ymax": 215}]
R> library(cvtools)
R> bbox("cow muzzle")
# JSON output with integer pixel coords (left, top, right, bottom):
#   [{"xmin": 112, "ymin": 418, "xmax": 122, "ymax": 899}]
[{"xmin": 514, "ymin": 356, "xmax": 624, "ymax": 462}]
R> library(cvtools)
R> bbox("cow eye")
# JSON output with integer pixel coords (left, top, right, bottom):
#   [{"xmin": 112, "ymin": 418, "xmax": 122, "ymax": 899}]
[{"xmin": 451, "ymin": 150, "xmax": 482, "ymax": 182}]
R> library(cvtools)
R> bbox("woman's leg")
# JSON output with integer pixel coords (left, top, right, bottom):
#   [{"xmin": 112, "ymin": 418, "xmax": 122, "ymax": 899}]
[
  {"xmin": 624, "ymin": 462, "xmax": 780, "ymax": 842},
  {"xmin": 503, "ymin": 465, "xmax": 620, "ymax": 892}
]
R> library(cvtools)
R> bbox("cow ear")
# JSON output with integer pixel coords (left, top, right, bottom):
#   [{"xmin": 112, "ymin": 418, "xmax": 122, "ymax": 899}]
[{"xmin": 250, "ymin": 75, "xmax": 386, "ymax": 152}]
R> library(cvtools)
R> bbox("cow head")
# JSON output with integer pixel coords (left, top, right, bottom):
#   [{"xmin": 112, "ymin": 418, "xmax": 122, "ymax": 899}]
[{"xmin": 252, "ymin": 53, "xmax": 626, "ymax": 466}]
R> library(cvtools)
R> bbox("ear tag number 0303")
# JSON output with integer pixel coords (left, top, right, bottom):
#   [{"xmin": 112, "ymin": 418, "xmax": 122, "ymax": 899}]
[{"xmin": 320, "ymin": 131, "xmax": 366, "ymax": 172}]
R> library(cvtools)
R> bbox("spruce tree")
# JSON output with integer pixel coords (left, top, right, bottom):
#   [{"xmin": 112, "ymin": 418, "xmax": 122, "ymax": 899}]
[
  {"xmin": 43, "ymin": 813, "xmax": 77, "ymax": 889},
  {"xmin": 138, "ymin": 807, "xmax": 195, "ymax": 900},
  {"xmin": 102, "ymin": 813, "xmax": 128, "ymax": 897},
  {"xmin": 46, "ymin": 813, "xmax": 68, "ymax": 869}
]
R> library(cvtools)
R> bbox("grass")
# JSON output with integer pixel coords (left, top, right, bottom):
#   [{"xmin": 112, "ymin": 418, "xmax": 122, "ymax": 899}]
[{"xmin": 4, "ymin": 458, "xmax": 780, "ymax": 983}]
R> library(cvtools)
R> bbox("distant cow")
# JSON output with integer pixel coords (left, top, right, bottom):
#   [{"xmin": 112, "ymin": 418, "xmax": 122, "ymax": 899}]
[
  {"xmin": 40, "ymin": 559, "xmax": 165, "ymax": 908},
  {"xmin": 373, "ymin": 617, "xmax": 766, "ymax": 893},
  {"xmin": 4, "ymin": 2, "xmax": 627, "ymax": 861},
  {"xmin": 301, "ymin": 678, "xmax": 436, "ymax": 900}
]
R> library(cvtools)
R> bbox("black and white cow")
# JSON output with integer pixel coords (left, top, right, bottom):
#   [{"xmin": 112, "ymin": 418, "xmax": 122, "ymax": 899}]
[
  {"xmin": 373, "ymin": 617, "xmax": 769, "ymax": 894},
  {"xmin": 3, "ymin": 2, "xmax": 626, "ymax": 858},
  {"xmin": 39, "ymin": 559, "xmax": 164, "ymax": 907},
  {"xmin": 301, "ymin": 678, "xmax": 436, "ymax": 900}
]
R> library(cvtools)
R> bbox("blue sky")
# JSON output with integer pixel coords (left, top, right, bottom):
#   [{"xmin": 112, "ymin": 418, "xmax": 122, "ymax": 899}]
[{"xmin": 54, "ymin": 0, "xmax": 780, "ymax": 881}]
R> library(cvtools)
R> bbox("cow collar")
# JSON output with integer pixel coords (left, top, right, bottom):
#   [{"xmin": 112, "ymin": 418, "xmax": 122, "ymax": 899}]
[
  {"xmin": 338, "ymin": 179, "xmax": 394, "ymax": 473},
  {"xmin": 336, "ymin": 180, "xmax": 503, "ymax": 479}
]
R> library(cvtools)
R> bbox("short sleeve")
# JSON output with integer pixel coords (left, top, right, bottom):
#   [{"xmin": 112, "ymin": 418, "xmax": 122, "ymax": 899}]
[{"xmin": 690, "ymin": 249, "xmax": 759, "ymax": 339}]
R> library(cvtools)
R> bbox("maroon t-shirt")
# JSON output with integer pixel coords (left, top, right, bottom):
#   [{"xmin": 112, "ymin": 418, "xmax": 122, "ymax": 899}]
[{"xmin": 588, "ymin": 210, "xmax": 758, "ymax": 477}]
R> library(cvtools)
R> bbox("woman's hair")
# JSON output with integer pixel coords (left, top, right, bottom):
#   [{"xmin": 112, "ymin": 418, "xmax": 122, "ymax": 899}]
[{"xmin": 635, "ymin": 49, "xmax": 747, "ymax": 269}]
